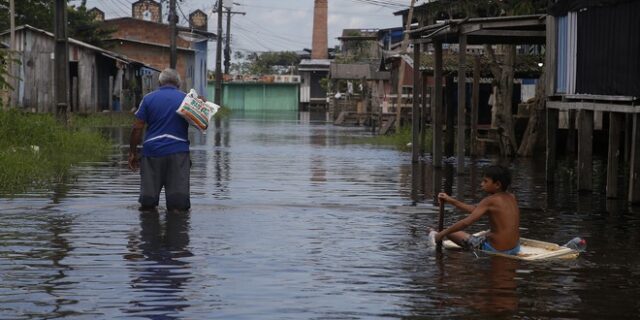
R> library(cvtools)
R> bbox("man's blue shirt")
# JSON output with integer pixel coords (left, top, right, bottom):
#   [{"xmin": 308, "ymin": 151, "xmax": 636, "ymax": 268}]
[{"xmin": 135, "ymin": 85, "xmax": 189, "ymax": 157}]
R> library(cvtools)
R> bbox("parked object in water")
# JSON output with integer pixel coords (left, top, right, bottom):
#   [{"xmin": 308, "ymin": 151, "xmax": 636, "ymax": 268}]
[{"xmin": 443, "ymin": 230, "xmax": 584, "ymax": 261}]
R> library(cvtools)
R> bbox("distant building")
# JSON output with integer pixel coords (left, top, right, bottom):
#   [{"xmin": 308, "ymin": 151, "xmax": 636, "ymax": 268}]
[
  {"xmin": 299, "ymin": 59, "xmax": 330, "ymax": 110},
  {"xmin": 338, "ymin": 29, "xmax": 380, "ymax": 61},
  {"xmin": 0, "ymin": 25, "xmax": 160, "ymax": 113},
  {"xmin": 99, "ymin": 5, "xmax": 215, "ymax": 96},
  {"xmin": 88, "ymin": 7, "xmax": 105, "ymax": 22},
  {"xmin": 132, "ymin": 0, "xmax": 162, "ymax": 23}
]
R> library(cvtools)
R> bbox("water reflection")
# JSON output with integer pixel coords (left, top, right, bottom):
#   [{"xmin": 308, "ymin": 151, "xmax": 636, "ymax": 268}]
[{"xmin": 123, "ymin": 212, "xmax": 193, "ymax": 318}]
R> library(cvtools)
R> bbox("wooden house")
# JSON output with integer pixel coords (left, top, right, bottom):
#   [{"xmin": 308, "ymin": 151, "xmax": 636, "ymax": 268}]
[
  {"xmin": 0, "ymin": 25, "xmax": 160, "ymax": 113},
  {"xmin": 545, "ymin": 0, "xmax": 640, "ymax": 201},
  {"xmin": 299, "ymin": 59, "xmax": 331, "ymax": 110}
]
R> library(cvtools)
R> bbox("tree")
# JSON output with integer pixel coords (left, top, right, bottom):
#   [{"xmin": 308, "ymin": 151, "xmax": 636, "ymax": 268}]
[
  {"xmin": 67, "ymin": 1, "xmax": 115, "ymax": 48},
  {"xmin": 0, "ymin": 0, "xmax": 114, "ymax": 47},
  {"xmin": 231, "ymin": 51, "xmax": 300, "ymax": 76}
]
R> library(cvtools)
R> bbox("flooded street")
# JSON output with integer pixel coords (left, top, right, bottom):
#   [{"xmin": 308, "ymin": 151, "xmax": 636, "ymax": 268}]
[{"xmin": 1, "ymin": 111, "xmax": 639, "ymax": 319}]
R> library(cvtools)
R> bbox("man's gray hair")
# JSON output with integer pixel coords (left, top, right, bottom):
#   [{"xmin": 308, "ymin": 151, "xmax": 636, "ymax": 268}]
[{"xmin": 159, "ymin": 68, "xmax": 181, "ymax": 86}]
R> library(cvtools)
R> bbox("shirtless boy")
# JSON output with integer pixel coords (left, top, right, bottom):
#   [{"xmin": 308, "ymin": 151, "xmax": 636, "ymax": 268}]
[{"xmin": 434, "ymin": 165, "xmax": 520, "ymax": 255}]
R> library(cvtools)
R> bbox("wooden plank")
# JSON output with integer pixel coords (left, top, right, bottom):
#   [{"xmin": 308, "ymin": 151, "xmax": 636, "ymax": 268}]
[
  {"xmin": 471, "ymin": 55, "xmax": 480, "ymax": 156},
  {"xmin": 108, "ymin": 75, "xmax": 113, "ymax": 112},
  {"xmin": 464, "ymin": 29, "xmax": 546, "ymax": 38},
  {"xmin": 547, "ymin": 100, "xmax": 640, "ymax": 113},
  {"xmin": 564, "ymin": 93, "xmax": 636, "ymax": 102},
  {"xmin": 629, "ymin": 114, "xmax": 640, "ymax": 203},
  {"xmin": 456, "ymin": 34, "xmax": 466, "ymax": 173},
  {"xmin": 433, "ymin": 41, "xmax": 443, "ymax": 168},
  {"xmin": 577, "ymin": 109, "xmax": 593, "ymax": 191},
  {"xmin": 72, "ymin": 76, "xmax": 78, "ymax": 113},
  {"xmin": 607, "ymin": 112, "xmax": 623, "ymax": 198},
  {"xmin": 546, "ymin": 108, "xmax": 559, "ymax": 183},
  {"xmin": 412, "ymin": 43, "xmax": 421, "ymax": 163},
  {"xmin": 545, "ymin": 16, "xmax": 557, "ymax": 96}
]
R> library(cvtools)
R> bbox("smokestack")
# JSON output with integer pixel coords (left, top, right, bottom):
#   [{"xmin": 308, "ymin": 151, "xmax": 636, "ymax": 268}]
[{"xmin": 311, "ymin": 0, "xmax": 328, "ymax": 59}]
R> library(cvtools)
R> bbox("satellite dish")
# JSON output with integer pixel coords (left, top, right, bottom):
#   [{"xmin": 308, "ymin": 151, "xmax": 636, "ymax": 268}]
[{"xmin": 178, "ymin": 31, "xmax": 208, "ymax": 43}]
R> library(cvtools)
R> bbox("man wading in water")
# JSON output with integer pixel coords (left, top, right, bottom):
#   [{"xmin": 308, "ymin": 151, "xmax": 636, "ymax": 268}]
[
  {"xmin": 433, "ymin": 165, "xmax": 521, "ymax": 255},
  {"xmin": 128, "ymin": 68, "xmax": 191, "ymax": 212}
]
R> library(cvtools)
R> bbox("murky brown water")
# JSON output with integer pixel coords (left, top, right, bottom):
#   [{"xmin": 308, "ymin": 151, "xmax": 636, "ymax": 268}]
[{"xmin": 1, "ymin": 111, "xmax": 639, "ymax": 319}]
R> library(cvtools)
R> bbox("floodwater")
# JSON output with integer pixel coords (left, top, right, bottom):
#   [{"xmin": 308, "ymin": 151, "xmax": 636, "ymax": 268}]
[{"xmin": 1, "ymin": 111, "xmax": 639, "ymax": 319}]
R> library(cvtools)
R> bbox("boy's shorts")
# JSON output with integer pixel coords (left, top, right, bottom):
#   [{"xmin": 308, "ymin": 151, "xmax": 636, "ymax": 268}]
[{"xmin": 464, "ymin": 234, "xmax": 521, "ymax": 255}]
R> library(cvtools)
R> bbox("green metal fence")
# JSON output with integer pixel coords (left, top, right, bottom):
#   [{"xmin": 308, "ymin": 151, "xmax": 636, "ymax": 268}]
[{"xmin": 207, "ymin": 82, "xmax": 300, "ymax": 111}]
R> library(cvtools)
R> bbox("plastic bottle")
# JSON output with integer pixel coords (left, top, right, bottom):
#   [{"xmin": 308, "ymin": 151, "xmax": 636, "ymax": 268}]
[{"xmin": 563, "ymin": 237, "xmax": 587, "ymax": 252}]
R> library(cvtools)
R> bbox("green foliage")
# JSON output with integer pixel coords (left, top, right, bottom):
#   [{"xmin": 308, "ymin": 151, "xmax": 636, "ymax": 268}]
[
  {"xmin": 0, "ymin": 0, "xmax": 115, "ymax": 47},
  {"xmin": 232, "ymin": 51, "xmax": 300, "ymax": 76},
  {"xmin": 214, "ymin": 105, "xmax": 232, "ymax": 119},
  {"xmin": 363, "ymin": 126, "xmax": 433, "ymax": 152},
  {"xmin": 70, "ymin": 112, "xmax": 136, "ymax": 128},
  {"xmin": 0, "ymin": 0, "xmax": 52, "ymax": 31},
  {"xmin": 0, "ymin": 109, "xmax": 113, "ymax": 194},
  {"xmin": 0, "ymin": 49, "xmax": 20, "ymax": 109},
  {"xmin": 67, "ymin": 1, "xmax": 116, "ymax": 48},
  {"xmin": 335, "ymin": 30, "xmax": 376, "ymax": 63}
]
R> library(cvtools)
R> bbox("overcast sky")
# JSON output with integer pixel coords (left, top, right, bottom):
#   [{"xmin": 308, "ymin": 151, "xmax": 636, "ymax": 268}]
[{"xmin": 79, "ymin": 0, "xmax": 410, "ymax": 62}]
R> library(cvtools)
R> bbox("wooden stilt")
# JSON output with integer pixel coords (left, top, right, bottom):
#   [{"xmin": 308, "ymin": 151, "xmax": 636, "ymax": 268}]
[
  {"xmin": 470, "ymin": 55, "xmax": 480, "ymax": 157},
  {"xmin": 433, "ymin": 41, "xmax": 443, "ymax": 168},
  {"xmin": 420, "ymin": 72, "xmax": 428, "ymax": 156},
  {"xmin": 456, "ymin": 35, "xmax": 467, "ymax": 174},
  {"xmin": 628, "ymin": 114, "xmax": 640, "ymax": 203},
  {"xmin": 567, "ymin": 109, "xmax": 577, "ymax": 156},
  {"xmin": 546, "ymin": 108, "xmax": 559, "ymax": 183},
  {"xmin": 606, "ymin": 112, "xmax": 623, "ymax": 198},
  {"xmin": 577, "ymin": 109, "xmax": 593, "ymax": 191},
  {"xmin": 412, "ymin": 42, "xmax": 421, "ymax": 163},
  {"xmin": 445, "ymin": 76, "xmax": 454, "ymax": 157}
]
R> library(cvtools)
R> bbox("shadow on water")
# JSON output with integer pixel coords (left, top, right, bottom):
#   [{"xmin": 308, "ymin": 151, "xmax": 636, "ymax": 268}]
[
  {"xmin": 123, "ymin": 211, "xmax": 193, "ymax": 318},
  {"xmin": 1, "ymin": 110, "xmax": 640, "ymax": 318}
]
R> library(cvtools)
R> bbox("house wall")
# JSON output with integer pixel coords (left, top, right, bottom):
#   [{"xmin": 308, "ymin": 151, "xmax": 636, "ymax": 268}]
[
  {"xmin": 105, "ymin": 40, "xmax": 194, "ymax": 92},
  {"xmin": 9, "ymin": 30, "xmax": 55, "ymax": 112}
]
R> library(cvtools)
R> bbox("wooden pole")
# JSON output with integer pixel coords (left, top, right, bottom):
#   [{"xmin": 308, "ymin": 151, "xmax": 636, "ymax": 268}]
[
  {"xmin": 420, "ymin": 71, "xmax": 428, "ymax": 156},
  {"xmin": 456, "ymin": 35, "xmax": 467, "ymax": 174},
  {"xmin": 214, "ymin": 0, "xmax": 224, "ymax": 128},
  {"xmin": 412, "ymin": 41, "xmax": 421, "ymax": 163},
  {"xmin": 546, "ymin": 108, "xmax": 559, "ymax": 183},
  {"xmin": 471, "ymin": 55, "xmax": 480, "ymax": 156},
  {"xmin": 607, "ymin": 112, "xmax": 623, "ymax": 198},
  {"xmin": 54, "ymin": 0, "xmax": 69, "ymax": 122},
  {"xmin": 108, "ymin": 76, "xmax": 113, "ymax": 112},
  {"xmin": 628, "ymin": 114, "xmax": 640, "ymax": 203},
  {"xmin": 445, "ymin": 76, "xmax": 454, "ymax": 157},
  {"xmin": 7, "ymin": 0, "xmax": 16, "ymax": 109},
  {"xmin": 395, "ymin": 0, "xmax": 417, "ymax": 132},
  {"xmin": 433, "ymin": 41, "xmax": 443, "ymax": 168},
  {"xmin": 169, "ymin": 0, "xmax": 177, "ymax": 68},
  {"xmin": 436, "ymin": 200, "xmax": 444, "ymax": 252},
  {"xmin": 567, "ymin": 110, "xmax": 577, "ymax": 156},
  {"xmin": 577, "ymin": 109, "xmax": 593, "ymax": 191}
]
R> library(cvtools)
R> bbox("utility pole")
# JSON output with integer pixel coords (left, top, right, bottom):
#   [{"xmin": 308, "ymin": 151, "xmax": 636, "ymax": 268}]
[
  {"xmin": 7, "ymin": 0, "xmax": 15, "ymax": 109},
  {"xmin": 224, "ymin": 8, "xmax": 246, "ymax": 74},
  {"xmin": 169, "ymin": 0, "xmax": 177, "ymax": 68},
  {"xmin": 215, "ymin": 0, "xmax": 223, "ymax": 108},
  {"xmin": 54, "ymin": 0, "xmax": 69, "ymax": 122},
  {"xmin": 395, "ymin": 0, "xmax": 416, "ymax": 132},
  {"xmin": 9, "ymin": 0, "xmax": 15, "ymax": 50}
]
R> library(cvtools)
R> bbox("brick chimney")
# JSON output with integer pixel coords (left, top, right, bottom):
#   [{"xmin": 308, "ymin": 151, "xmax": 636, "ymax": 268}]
[{"xmin": 311, "ymin": 0, "xmax": 328, "ymax": 59}]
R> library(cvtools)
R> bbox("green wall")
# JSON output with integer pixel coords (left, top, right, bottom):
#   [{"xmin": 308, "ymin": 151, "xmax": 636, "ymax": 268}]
[{"xmin": 207, "ymin": 82, "xmax": 300, "ymax": 111}]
